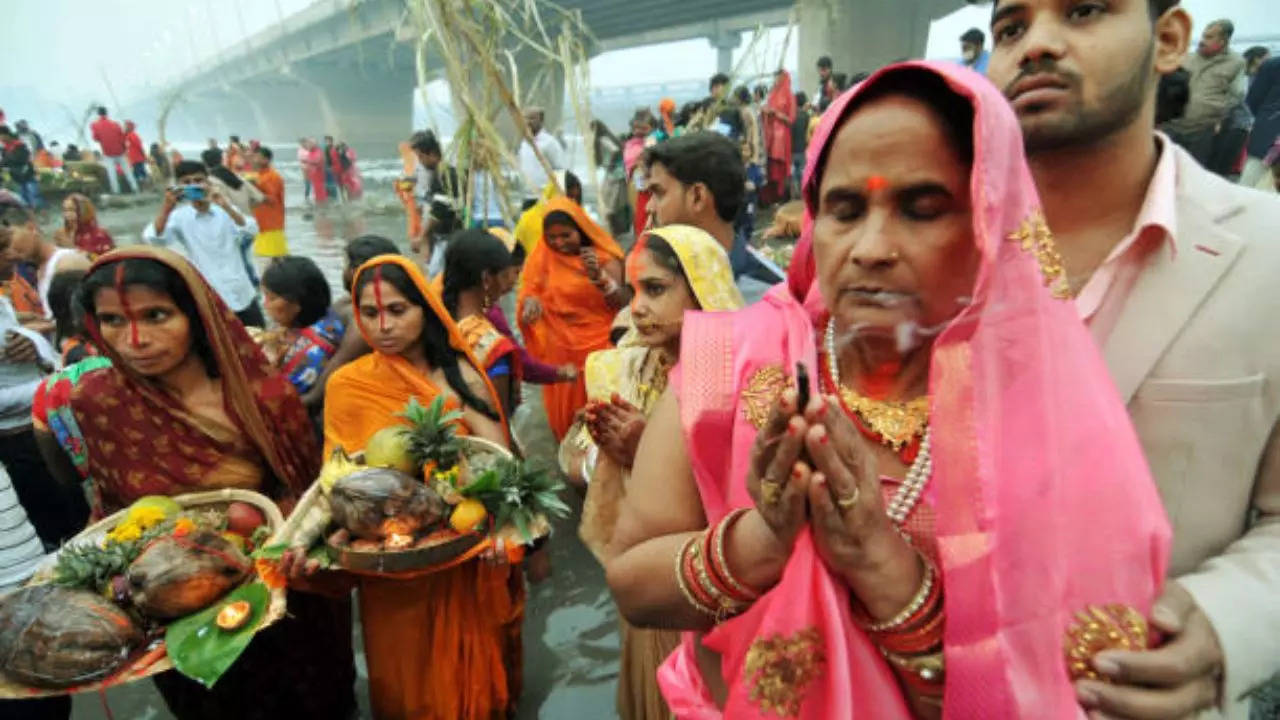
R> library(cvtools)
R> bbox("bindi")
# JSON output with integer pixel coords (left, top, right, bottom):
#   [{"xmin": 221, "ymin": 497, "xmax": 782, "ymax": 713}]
[
  {"xmin": 866, "ymin": 175, "xmax": 889, "ymax": 193},
  {"xmin": 113, "ymin": 264, "xmax": 141, "ymax": 348}
]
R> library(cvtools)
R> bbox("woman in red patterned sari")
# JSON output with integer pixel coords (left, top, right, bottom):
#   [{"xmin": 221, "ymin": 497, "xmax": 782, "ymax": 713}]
[{"xmin": 44, "ymin": 246, "xmax": 356, "ymax": 720}]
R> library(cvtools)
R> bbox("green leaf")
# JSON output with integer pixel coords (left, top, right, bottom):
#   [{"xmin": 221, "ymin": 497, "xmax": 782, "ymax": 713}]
[
  {"xmin": 165, "ymin": 583, "xmax": 271, "ymax": 689},
  {"xmin": 251, "ymin": 542, "xmax": 289, "ymax": 560}
]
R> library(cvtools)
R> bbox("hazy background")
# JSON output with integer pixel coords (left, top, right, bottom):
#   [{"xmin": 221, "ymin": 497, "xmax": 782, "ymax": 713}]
[{"xmin": 2, "ymin": 0, "xmax": 1276, "ymax": 149}]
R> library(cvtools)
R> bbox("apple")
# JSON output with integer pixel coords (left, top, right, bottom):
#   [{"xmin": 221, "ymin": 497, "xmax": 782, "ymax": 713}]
[{"xmin": 225, "ymin": 502, "xmax": 266, "ymax": 538}]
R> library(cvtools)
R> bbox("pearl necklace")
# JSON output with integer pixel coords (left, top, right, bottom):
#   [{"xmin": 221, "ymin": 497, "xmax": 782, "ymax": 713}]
[{"xmin": 824, "ymin": 318, "xmax": 932, "ymax": 529}]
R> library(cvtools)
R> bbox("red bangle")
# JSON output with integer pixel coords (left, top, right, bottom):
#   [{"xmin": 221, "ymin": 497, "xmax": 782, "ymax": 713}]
[
  {"xmin": 876, "ymin": 602, "xmax": 945, "ymax": 655},
  {"xmin": 702, "ymin": 512, "xmax": 758, "ymax": 604}
]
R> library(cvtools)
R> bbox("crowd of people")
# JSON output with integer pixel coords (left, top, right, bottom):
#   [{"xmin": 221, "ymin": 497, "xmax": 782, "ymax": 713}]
[{"xmin": 2, "ymin": 1, "xmax": 1280, "ymax": 719}]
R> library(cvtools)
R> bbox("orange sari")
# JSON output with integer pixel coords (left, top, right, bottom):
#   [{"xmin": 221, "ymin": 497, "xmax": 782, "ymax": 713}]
[
  {"xmin": 516, "ymin": 197, "xmax": 624, "ymax": 440},
  {"xmin": 323, "ymin": 255, "xmax": 521, "ymax": 720}
]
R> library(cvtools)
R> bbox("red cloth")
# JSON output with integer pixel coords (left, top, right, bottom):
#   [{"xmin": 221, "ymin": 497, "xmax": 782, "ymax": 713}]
[
  {"xmin": 762, "ymin": 71, "xmax": 796, "ymax": 205},
  {"xmin": 91, "ymin": 116, "xmax": 126, "ymax": 157},
  {"xmin": 74, "ymin": 247, "xmax": 319, "ymax": 514},
  {"xmin": 124, "ymin": 131, "xmax": 146, "ymax": 165}
]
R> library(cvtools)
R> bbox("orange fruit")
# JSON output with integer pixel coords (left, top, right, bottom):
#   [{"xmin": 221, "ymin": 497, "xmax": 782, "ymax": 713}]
[
  {"xmin": 449, "ymin": 499, "xmax": 488, "ymax": 533},
  {"xmin": 216, "ymin": 601, "xmax": 252, "ymax": 631}
]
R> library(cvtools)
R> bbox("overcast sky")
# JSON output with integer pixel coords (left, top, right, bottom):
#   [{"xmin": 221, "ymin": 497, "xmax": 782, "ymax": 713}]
[{"xmin": 2, "ymin": 0, "xmax": 1274, "ymax": 139}]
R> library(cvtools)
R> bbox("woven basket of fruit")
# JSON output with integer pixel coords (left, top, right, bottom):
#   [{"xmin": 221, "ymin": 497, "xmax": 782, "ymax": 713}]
[
  {"xmin": 0, "ymin": 489, "xmax": 286, "ymax": 698},
  {"xmin": 264, "ymin": 396, "xmax": 569, "ymax": 577}
]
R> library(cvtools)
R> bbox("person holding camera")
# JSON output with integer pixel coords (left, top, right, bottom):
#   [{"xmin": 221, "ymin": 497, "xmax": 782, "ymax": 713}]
[{"xmin": 143, "ymin": 159, "xmax": 265, "ymax": 327}]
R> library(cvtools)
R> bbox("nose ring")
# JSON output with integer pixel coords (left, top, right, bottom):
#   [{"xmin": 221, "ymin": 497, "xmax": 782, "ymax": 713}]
[{"xmin": 889, "ymin": 251, "xmax": 901, "ymax": 261}]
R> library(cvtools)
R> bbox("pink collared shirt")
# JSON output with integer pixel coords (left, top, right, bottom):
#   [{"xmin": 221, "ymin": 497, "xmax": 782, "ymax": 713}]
[{"xmin": 1076, "ymin": 137, "xmax": 1180, "ymax": 343}]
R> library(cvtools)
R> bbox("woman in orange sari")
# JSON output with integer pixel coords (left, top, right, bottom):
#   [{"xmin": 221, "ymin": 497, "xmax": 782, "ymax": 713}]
[
  {"xmin": 323, "ymin": 254, "xmax": 522, "ymax": 720},
  {"xmin": 517, "ymin": 196, "xmax": 628, "ymax": 440}
]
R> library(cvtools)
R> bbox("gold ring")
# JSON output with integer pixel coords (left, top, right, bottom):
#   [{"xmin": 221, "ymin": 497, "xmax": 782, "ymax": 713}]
[
  {"xmin": 836, "ymin": 485, "xmax": 860, "ymax": 509},
  {"xmin": 760, "ymin": 480, "xmax": 782, "ymax": 505}
]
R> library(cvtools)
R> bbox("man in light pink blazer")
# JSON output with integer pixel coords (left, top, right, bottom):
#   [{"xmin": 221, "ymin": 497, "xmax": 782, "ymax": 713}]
[{"xmin": 989, "ymin": 2, "xmax": 1280, "ymax": 719}]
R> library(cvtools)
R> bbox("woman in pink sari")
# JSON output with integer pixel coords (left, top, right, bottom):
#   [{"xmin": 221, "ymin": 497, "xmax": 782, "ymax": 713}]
[{"xmin": 606, "ymin": 62, "xmax": 1172, "ymax": 718}]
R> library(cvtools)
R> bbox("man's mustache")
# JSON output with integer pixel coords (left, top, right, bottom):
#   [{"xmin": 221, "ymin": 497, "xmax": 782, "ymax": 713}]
[{"xmin": 1002, "ymin": 57, "xmax": 1081, "ymax": 98}]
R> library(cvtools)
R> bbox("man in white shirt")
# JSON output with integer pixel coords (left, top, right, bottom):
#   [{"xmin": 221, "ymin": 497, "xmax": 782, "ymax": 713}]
[
  {"xmin": 144, "ymin": 159, "xmax": 265, "ymax": 327},
  {"xmin": 518, "ymin": 106, "xmax": 566, "ymax": 205}
]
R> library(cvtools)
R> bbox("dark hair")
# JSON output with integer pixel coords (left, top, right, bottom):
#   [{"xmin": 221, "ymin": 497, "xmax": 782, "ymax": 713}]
[
  {"xmin": 173, "ymin": 159, "xmax": 207, "ymax": 179},
  {"xmin": 643, "ymin": 132, "xmax": 746, "ymax": 223},
  {"xmin": 262, "ymin": 256, "xmax": 331, "ymax": 328},
  {"xmin": 1245, "ymin": 46, "xmax": 1270, "ymax": 65},
  {"xmin": 734, "ymin": 86, "xmax": 752, "ymax": 105},
  {"xmin": 0, "ymin": 125, "xmax": 12, "ymax": 140},
  {"xmin": 1156, "ymin": 67, "xmax": 1192, "ymax": 124},
  {"xmin": 47, "ymin": 269, "xmax": 88, "ymax": 346},
  {"xmin": 0, "ymin": 200, "xmax": 34, "ymax": 227},
  {"xmin": 345, "ymin": 235, "xmax": 400, "ymax": 270},
  {"xmin": 808, "ymin": 67, "xmax": 975, "ymax": 207},
  {"xmin": 441, "ymin": 230, "xmax": 516, "ymax": 317},
  {"xmin": 961, "ymin": 28, "xmax": 985, "ymax": 45},
  {"xmin": 542, "ymin": 210, "xmax": 591, "ymax": 246},
  {"xmin": 833, "ymin": 73, "xmax": 850, "ymax": 91},
  {"xmin": 353, "ymin": 263, "xmax": 497, "ymax": 420},
  {"xmin": 230, "ymin": 135, "xmax": 240, "ymax": 144},
  {"xmin": 410, "ymin": 130, "xmax": 440, "ymax": 156},
  {"xmin": 200, "ymin": 149, "xmax": 242, "ymax": 190},
  {"xmin": 709, "ymin": 73, "xmax": 730, "ymax": 91},
  {"xmin": 639, "ymin": 234, "xmax": 695, "ymax": 305},
  {"xmin": 97, "ymin": 107, "xmax": 107, "ymax": 116},
  {"xmin": 1148, "ymin": 0, "xmax": 1179, "ymax": 18},
  {"xmin": 564, "ymin": 170, "xmax": 582, "ymax": 199},
  {"xmin": 817, "ymin": 56, "xmax": 833, "ymax": 69},
  {"xmin": 796, "ymin": 91, "xmax": 809, "ymax": 107},
  {"xmin": 80, "ymin": 258, "xmax": 220, "ymax": 378},
  {"xmin": 255, "ymin": 146, "xmax": 274, "ymax": 162}
]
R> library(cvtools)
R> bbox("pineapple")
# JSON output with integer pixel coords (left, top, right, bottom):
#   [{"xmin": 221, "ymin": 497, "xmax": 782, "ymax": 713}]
[
  {"xmin": 463, "ymin": 459, "xmax": 571, "ymax": 544},
  {"xmin": 399, "ymin": 396, "xmax": 465, "ymax": 478}
]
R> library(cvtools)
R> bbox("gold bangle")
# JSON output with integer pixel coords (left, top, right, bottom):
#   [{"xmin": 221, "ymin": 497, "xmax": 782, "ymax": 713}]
[
  {"xmin": 861, "ymin": 553, "xmax": 934, "ymax": 633},
  {"xmin": 674, "ymin": 535, "xmax": 717, "ymax": 618},
  {"xmin": 714, "ymin": 508, "xmax": 761, "ymax": 601},
  {"xmin": 691, "ymin": 538, "xmax": 746, "ymax": 622}
]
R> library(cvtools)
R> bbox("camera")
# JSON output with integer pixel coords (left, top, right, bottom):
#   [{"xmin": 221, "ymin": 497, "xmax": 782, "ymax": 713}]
[{"xmin": 169, "ymin": 184, "xmax": 206, "ymax": 202}]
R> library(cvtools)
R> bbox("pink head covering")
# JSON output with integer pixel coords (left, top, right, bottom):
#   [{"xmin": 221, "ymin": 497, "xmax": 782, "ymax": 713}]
[{"xmin": 664, "ymin": 61, "xmax": 1171, "ymax": 718}]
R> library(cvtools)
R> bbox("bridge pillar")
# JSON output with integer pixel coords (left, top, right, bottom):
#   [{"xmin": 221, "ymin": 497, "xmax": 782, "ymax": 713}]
[
  {"xmin": 240, "ymin": 78, "xmax": 340, "ymax": 146},
  {"xmin": 293, "ymin": 63, "xmax": 415, "ymax": 157},
  {"xmin": 798, "ymin": 0, "xmax": 966, "ymax": 94},
  {"xmin": 710, "ymin": 31, "xmax": 742, "ymax": 75}
]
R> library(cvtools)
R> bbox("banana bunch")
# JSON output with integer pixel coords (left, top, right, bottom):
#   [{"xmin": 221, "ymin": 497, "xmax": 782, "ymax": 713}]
[{"xmin": 317, "ymin": 448, "xmax": 362, "ymax": 494}]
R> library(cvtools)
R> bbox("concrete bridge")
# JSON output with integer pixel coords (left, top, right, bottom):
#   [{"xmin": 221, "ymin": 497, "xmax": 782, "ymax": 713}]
[{"xmin": 138, "ymin": 0, "xmax": 969, "ymax": 155}]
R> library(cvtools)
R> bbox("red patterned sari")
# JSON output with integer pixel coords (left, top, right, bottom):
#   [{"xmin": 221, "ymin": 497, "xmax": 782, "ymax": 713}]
[{"xmin": 70, "ymin": 246, "xmax": 318, "ymax": 515}]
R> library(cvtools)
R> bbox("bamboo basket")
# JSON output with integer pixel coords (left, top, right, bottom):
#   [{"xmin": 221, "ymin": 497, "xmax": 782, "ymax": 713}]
[
  {"xmin": 0, "ymin": 488, "xmax": 287, "ymax": 698},
  {"xmin": 274, "ymin": 436, "xmax": 539, "ymax": 576}
]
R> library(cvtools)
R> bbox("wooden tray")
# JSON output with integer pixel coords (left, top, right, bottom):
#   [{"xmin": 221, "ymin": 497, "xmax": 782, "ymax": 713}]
[
  {"xmin": 0, "ymin": 488, "xmax": 287, "ymax": 698},
  {"xmin": 273, "ymin": 437, "xmax": 519, "ymax": 576}
]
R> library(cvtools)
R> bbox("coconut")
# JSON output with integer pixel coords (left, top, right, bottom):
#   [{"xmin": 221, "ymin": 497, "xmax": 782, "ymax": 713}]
[
  {"xmin": 0, "ymin": 585, "xmax": 142, "ymax": 688},
  {"xmin": 329, "ymin": 467, "xmax": 446, "ymax": 541},
  {"xmin": 128, "ymin": 530, "xmax": 250, "ymax": 619}
]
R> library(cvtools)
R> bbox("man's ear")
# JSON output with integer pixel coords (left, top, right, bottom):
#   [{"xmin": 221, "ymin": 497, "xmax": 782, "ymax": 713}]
[{"xmin": 1154, "ymin": 7, "xmax": 1192, "ymax": 76}]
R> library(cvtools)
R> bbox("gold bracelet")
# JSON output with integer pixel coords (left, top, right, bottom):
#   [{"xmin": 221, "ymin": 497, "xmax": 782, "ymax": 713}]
[
  {"xmin": 860, "ymin": 553, "xmax": 934, "ymax": 633},
  {"xmin": 713, "ymin": 508, "xmax": 761, "ymax": 601},
  {"xmin": 691, "ymin": 538, "xmax": 746, "ymax": 622},
  {"xmin": 674, "ymin": 535, "xmax": 718, "ymax": 618}
]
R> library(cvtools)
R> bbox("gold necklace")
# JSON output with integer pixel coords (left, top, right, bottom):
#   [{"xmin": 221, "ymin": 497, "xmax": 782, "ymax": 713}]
[{"xmin": 824, "ymin": 318, "xmax": 929, "ymax": 452}]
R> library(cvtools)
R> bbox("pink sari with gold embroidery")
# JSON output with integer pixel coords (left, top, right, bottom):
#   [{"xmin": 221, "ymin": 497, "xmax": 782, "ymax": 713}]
[{"xmin": 658, "ymin": 61, "xmax": 1172, "ymax": 719}]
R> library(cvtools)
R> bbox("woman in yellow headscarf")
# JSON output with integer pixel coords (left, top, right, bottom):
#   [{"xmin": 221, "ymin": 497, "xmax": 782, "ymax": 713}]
[
  {"xmin": 570, "ymin": 225, "xmax": 742, "ymax": 720},
  {"xmin": 517, "ymin": 195, "xmax": 627, "ymax": 441},
  {"xmin": 322, "ymin": 255, "xmax": 521, "ymax": 720}
]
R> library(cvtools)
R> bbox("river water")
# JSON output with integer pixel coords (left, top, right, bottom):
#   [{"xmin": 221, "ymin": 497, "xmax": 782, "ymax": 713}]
[{"xmin": 69, "ymin": 156, "xmax": 622, "ymax": 719}]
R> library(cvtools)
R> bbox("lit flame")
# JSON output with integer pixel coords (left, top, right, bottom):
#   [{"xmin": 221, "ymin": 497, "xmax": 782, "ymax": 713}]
[{"xmin": 386, "ymin": 533, "xmax": 413, "ymax": 550}]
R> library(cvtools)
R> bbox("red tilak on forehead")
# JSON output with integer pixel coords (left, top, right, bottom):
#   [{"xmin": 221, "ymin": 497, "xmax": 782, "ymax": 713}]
[
  {"xmin": 866, "ymin": 175, "xmax": 889, "ymax": 192},
  {"xmin": 372, "ymin": 266, "xmax": 387, "ymax": 332},
  {"xmin": 114, "ymin": 263, "xmax": 141, "ymax": 348}
]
